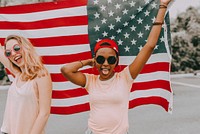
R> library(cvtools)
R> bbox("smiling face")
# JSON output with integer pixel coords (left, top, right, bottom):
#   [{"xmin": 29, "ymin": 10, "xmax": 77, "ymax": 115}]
[
  {"xmin": 5, "ymin": 39, "xmax": 24, "ymax": 67},
  {"xmin": 95, "ymin": 47, "xmax": 118, "ymax": 81}
]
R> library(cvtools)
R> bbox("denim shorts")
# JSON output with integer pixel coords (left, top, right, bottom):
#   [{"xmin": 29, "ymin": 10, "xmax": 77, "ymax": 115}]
[{"xmin": 85, "ymin": 128, "xmax": 128, "ymax": 134}]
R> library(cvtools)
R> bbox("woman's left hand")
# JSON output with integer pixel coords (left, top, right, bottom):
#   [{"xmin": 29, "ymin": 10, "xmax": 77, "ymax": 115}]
[{"xmin": 160, "ymin": 0, "xmax": 173, "ymax": 6}]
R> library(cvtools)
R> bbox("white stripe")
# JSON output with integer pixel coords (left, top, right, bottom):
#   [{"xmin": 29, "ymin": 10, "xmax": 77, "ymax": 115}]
[
  {"xmin": 45, "ymin": 64, "xmax": 91, "ymax": 74},
  {"xmin": 51, "ymin": 88, "xmax": 171, "ymax": 107},
  {"xmin": 35, "ymin": 44, "xmax": 91, "ymax": 56},
  {"xmin": 130, "ymin": 88, "xmax": 172, "ymax": 101},
  {"xmin": 0, "ymin": 6, "xmax": 87, "ymax": 22},
  {"xmin": 51, "ymin": 95, "xmax": 89, "ymax": 107},
  {"xmin": 119, "ymin": 53, "xmax": 170, "ymax": 65},
  {"xmin": 42, "ymin": 53, "xmax": 170, "ymax": 74},
  {"xmin": 0, "ymin": 25, "xmax": 88, "ymax": 38},
  {"xmin": 52, "ymin": 72, "xmax": 170, "ymax": 90},
  {"xmin": 134, "ymin": 72, "xmax": 170, "ymax": 83}
]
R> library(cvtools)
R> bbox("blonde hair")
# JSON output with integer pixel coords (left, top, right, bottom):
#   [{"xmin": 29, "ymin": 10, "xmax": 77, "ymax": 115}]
[{"xmin": 5, "ymin": 35, "xmax": 48, "ymax": 81}]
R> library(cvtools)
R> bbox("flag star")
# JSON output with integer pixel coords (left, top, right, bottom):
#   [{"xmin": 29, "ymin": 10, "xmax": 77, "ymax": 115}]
[
  {"xmin": 130, "ymin": 14, "xmax": 136, "ymax": 19},
  {"xmin": 96, "ymin": 38, "xmax": 101, "ymax": 42},
  {"xmin": 122, "ymin": 9, "xmax": 128, "ymax": 15},
  {"xmin": 138, "ymin": 45, "xmax": 143, "ymax": 51},
  {"xmin": 115, "ymin": 3, "xmax": 121, "ymax": 9},
  {"xmin": 102, "ymin": 31, "xmax": 108, "ymax": 37},
  {"xmin": 129, "ymin": 1, "xmax": 136, "ymax": 7},
  {"xmin": 130, "ymin": 25, "xmax": 136, "ymax": 31},
  {"xmin": 124, "ymin": 32, "xmax": 130, "ymax": 38},
  {"xmin": 138, "ymin": 31, "xmax": 144, "ymax": 38},
  {"xmin": 123, "ymin": 21, "xmax": 129, "ymax": 27},
  {"xmin": 93, "ymin": 0, "xmax": 99, "ymax": 5},
  {"xmin": 108, "ymin": 24, "xmax": 115, "ymax": 30},
  {"xmin": 94, "ymin": 12, "xmax": 100, "ymax": 18},
  {"xmin": 116, "ymin": 29, "xmax": 122, "ymax": 34},
  {"xmin": 107, "ymin": 0, "xmax": 112, "ymax": 3},
  {"xmin": 100, "ymin": 5, "xmax": 106, "ymax": 11},
  {"xmin": 131, "ymin": 39, "xmax": 137, "ymax": 45},
  {"xmin": 160, "ymin": 36, "xmax": 165, "ymax": 42},
  {"xmin": 108, "ymin": 10, "xmax": 114, "ymax": 17},
  {"xmin": 145, "ymin": 0, "xmax": 150, "ymax": 4},
  {"xmin": 137, "ymin": 18, "xmax": 143, "ymax": 24},
  {"xmin": 152, "ymin": 17, "xmax": 156, "ymax": 23},
  {"xmin": 124, "ymin": 46, "xmax": 130, "ymax": 52},
  {"xmin": 137, "ymin": 6, "xmax": 143, "ymax": 12},
  {"xmin": 151, "ymin": 2, "xmax": 157, "ymax": 9},
  {"xmin": 115, "ymin": 16, "xmax": 121, "ymax": 22},
  {"xmin": 144, "ymin": 24, "xmax": 150, "ymax": 30},
  {"xmin": 101, "ymin": 18, "xmax": 107, "ymax": 24},
  {"xmin": 155, "ymin": 45, "xmax": 159, "ymax": 49},
  {"xmin": 117, "ymin": 39, "xmax": 123, "ymax": 45},
  {"xmin": 110, "ymin": 35, "xmax": 115, "ymax": 40},
  {"xmin": 144, "ymin": 10, "xmax": 150, "ymax": 16},
  {"xmin": 94, "ymin": 25, "xmax": 100, "ymax": 31},
  {"xmin": 145, "ymin": 39, "xmax": 148, "ymax": 42}
]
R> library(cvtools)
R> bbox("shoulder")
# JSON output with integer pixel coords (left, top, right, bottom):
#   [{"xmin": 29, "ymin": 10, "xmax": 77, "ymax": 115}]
[{"xmin": 34, "ymin": 73, "xmax": 52, "ymax": 86}]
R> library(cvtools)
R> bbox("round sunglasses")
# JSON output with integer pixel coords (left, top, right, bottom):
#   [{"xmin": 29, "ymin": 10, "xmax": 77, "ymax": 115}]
[
  {"xmin": 4, "ymin": 44, "xmax": 21, "ymax": 58},
  {"xmin": 95, "ymin": 55, "xmax": 117, "ymax": 65}
]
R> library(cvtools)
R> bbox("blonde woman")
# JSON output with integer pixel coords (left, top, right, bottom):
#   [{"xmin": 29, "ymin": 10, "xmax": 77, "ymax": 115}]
[{"xmin": 0, "ymin": 35, "xmax": 52, "ymax": 134}]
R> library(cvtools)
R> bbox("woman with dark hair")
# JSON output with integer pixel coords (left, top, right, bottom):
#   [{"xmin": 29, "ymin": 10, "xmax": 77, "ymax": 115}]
[{"xmin": 61, "ymin": 0, "xmax": 172, "ymax": 133}]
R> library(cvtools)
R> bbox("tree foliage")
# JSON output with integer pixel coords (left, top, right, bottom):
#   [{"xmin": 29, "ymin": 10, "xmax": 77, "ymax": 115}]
[{"xmin": 171, "ymin": 6, "xmax": 200, "ymax": 73}]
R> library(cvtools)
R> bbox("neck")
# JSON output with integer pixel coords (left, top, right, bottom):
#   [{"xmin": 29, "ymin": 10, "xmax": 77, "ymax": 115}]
[{"xmin": 99, "ymin": 71, "xmax": 115, "ymax": 81}]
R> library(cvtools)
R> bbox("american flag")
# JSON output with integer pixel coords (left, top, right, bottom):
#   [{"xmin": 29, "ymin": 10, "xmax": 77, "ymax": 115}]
[{"xmin": 0, "ymin": 0, "xmax": 173, "ymax": 115}]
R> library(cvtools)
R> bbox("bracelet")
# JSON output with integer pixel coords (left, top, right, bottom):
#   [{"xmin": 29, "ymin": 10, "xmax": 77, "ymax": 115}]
[
  {"xmin": 159, "ymin": 4, "xmax": 167, "ymax": 9},
  {"xmin": 79, "ymin": 60, "xmax": 84, "ymax": 67},
  {"xmin": 153, "ymin": 22, "xmax": 164, "ymax": 25}
]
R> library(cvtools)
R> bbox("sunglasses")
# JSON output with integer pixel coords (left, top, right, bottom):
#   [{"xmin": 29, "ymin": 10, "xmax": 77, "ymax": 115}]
[
  {"xmin": 4, "ymin": 44, "xmax": 21, "ymax": 58},
  {"xmin": 95, "ymin": 55, "xmax": 117, "ymax": 65}
]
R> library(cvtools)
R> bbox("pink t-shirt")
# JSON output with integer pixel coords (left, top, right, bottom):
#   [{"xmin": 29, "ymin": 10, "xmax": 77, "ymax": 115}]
[{"xmin": 85, "ymin": 66, "xmax": 134, "ymax": 134}]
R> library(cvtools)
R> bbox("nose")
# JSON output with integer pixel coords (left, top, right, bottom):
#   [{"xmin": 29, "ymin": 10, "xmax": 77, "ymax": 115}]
[{"xmin": 102, "ymin": 59, "xmax": 109, "ymax": 65}]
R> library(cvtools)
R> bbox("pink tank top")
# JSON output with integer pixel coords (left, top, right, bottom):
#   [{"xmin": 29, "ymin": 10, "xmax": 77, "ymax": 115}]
[{"xmin": 1, "ymin": 76, "xmax": 45, "ymax": 134}]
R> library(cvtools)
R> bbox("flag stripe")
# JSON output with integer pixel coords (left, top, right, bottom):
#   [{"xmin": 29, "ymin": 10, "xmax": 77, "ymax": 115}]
[
  {"xmin": 52, "ymin": 80, "xmax": 171, "ymax": 99},
  {"xmin": 0, "ymin": 35, "xmax": 89, "ymax": 47},
  {"xmin": 50, "ymin": 62, "xmax": 169, "ymax": 82},
  {"xmin": 51, "ymin": 88, "xmax": 171, "ymax": 107},
  {"xmin": 0, "ymin": 16, "xmax": 88, "ymax": 29},
  {"xmin": 0, "ymin": 25, "xmax": 88, "ymax": 38},
  {"xmin": 0, "ymin": 0, "xmax": 87, "ymax": 14}
]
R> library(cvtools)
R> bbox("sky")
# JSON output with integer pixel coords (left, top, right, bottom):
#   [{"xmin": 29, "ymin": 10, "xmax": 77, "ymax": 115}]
[{"xmin": 169, "ymin": 0, "xmax": 200, "ymax": 19}]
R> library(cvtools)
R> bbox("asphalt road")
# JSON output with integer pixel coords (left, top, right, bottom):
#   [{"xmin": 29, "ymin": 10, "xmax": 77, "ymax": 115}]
[{"xmin": 0, "ymin": 75, "xmax": 200, "ymax": 134}]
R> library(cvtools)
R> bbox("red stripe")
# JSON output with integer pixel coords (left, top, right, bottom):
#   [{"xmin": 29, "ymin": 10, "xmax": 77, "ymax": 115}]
[
  {"xmin": 51, "ymin": 103, "xmax": 90, "ymax": 115},
  {"xmin": 50, "ymin": 97, "xmax": 169, "ymax": 114},
  {"xmin": 132, "ymin": 80, "xmax": 171, "ymax": 91},
  {"xmin": 0, "ymin": 16, "xmax": 88, "ymax": 29},
  {"xmin": 30, "ymin": 35, "xmax": 89, "ymax": 47},
  {"xmin": 42, "ymin": 51, "xmax": 92, "ymax": 64},
  {"xmin": 0, "ymin": 0, "xmax": 87, "ymax": 14},
  {"xmin": 140, "ymin": 62, "xmax": 170, "ymax": 74},
  {"xmin": 0, "ymin": 35, "xmax": 89, "ymax": 47},
  {"xmin": 50, "ymin": 62, "xmax": 170, "ymax": 82},
  {"xmin": 52, "ymin": 88, "xmax": 88, "ymax": 99},
  {"xmin": 129, "ymin": 96, "xmax": 169, "ymax": 112},
  {"xmin": 52, "ymin": 80, "xmax": 171, "ymax": 99}
]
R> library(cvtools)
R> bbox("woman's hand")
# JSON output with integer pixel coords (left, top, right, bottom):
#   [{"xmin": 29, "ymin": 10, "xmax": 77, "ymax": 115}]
[{"xmin": 160, "ymin": 0, "xmax": 173, "ymax": 6}]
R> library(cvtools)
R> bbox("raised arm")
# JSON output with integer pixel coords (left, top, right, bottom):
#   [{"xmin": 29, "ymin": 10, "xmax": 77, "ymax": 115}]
[
  {"xmin": 61, "ymin": 59, "xmax": 94, "ymax": 87},
  {"xmin": 30, "ymin": 74, "xmax": 52, "ymax": 134},
  {"xmin": 0, "ymin": 43, "xmax": 19, "ymax": 75},
  {"xmin": 129, "ymin": 0, "xmax": 172, "ymax": 79}
]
